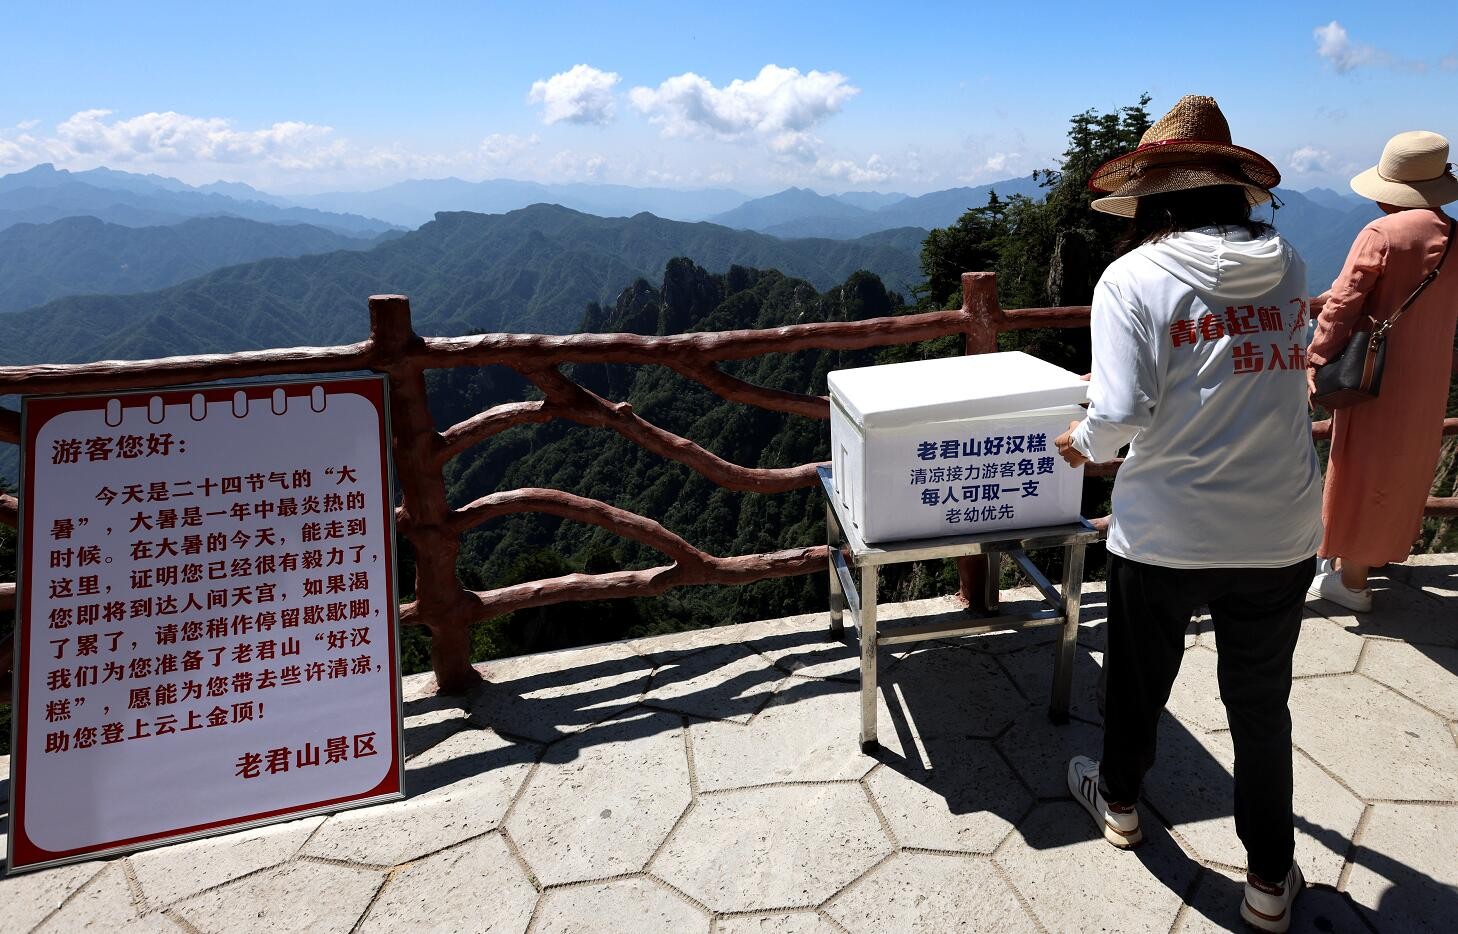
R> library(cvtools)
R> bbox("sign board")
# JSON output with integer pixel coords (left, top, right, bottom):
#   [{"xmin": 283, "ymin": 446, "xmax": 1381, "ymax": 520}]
[
  {"xmin": 8, "ymin": 376, "xmax": 404, "ymax": 873},
  {"xmin": 830, "ymin": 404, "xmax": 1087, "ymax": 543}
]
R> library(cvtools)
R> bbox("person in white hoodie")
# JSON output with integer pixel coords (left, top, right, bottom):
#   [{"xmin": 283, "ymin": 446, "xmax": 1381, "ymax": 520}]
[{"xmin": 1052, "ymin": 97, "xmax": 1322, "ymax": 934}]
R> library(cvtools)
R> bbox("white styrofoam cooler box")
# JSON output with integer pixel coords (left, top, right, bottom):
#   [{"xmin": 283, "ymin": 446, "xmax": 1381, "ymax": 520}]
[{"xmin": 828, "ymin": 351, "xmax": 1089, "ymax": 543}]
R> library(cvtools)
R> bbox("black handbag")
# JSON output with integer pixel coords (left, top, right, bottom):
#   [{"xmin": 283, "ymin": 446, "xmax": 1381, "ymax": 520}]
[{"xmin": 1313, "ymin": 218, "xmax": 1455, "ymax": 409}]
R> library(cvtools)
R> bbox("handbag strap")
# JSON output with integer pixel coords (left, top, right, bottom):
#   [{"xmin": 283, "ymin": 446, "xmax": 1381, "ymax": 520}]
[{"xmin": 1378, "ymin": 217, "xmax": 1457, "ymax": 337}]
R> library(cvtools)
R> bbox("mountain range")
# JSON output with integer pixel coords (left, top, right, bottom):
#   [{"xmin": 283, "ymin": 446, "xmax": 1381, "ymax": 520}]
[
  {"xmin": 0, "ymin": 204, "xmax": 925, "ymax": 366},
  {"xmin": 292, "ymin": 178, "xmax": 751, "ymax": 227},
  {"xmin": 0, "ymin": 164, "xmax": 397, "ymax": 236},
  {"xmin": 710, "ymin": 176, "xmax": 1047, "ymax": 239},
  {"xmin": 0, "ymin": 215, "xmax": 382, "ymax": 312}
]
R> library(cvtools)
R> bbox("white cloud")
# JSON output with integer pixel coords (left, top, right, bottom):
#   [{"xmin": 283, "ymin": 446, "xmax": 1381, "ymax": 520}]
[
  {"xmin": 48, "ymin": 109, "xmax": 346, "ymax": 168},
  {"xmin": 982, "ymin": 152, "xmax": 1016, "ymax": 174},
  {"xmin": 528, "ymin": 64, "xmax": 621, "ymax": 125},
  {"xmin": 812, "ymin": 153, "xmax": 894, "ymax": 185},
  {"xmin": 1288, "ymin": 146, "xmax": 1331, "ymax": 174},
  {"xmin": 629, "ymin": 64, "xmax": 858, "ymax": 161},
  {"xmin": 548, "ymin": 149, "xmax": 608, "ymax": 180},
  {"xmin": 478, "ymin": 132, "xmax": 539, "ymax": 164},
  {"xmin": 1314, "ymin": 21, "xmax": 1377, "ymax": 73}
]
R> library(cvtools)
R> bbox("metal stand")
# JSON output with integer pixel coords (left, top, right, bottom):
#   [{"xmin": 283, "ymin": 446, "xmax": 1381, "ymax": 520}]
[{"xmin": 820, "ymin": 466, "xmax": 1100, "ymax": 751}]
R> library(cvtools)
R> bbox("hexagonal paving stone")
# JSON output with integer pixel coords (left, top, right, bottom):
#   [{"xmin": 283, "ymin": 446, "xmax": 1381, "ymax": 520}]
[
  {"xmin": 642, "ymin": 643, "xmax": 783, "ymax": 723},
  {"xmin": 882, "ymin": 645, "xmax": 1028, "ymax": 740},
  {"xmin": 1141, "ymin": 721, "xmax": 1363, "ymax": 886},
  {"xmin": 1292, "ymin": 615, "xmax": 1366, "ymax": 678},
  {"xmin": 506, "ymin": 709, "xmax": 690, "ymax": 887},
  {"xmin": 993, "ymin": 801, "xmax": 1197, "ymax": 933},
  {"xmin": 994, "ymin": 708, "xmax": 1104, "ymax": 800},
  {"xmin": 750, "ymin": 619, "xmax": 862, "ymax": 682},
  {"xmin": 468, "ymin": 641, "xmax": 654, "ymax": 742},
  {"xmin": 0, "ymin": 859, "xmax": 106, "ymax": 933},
  {"xmin": 1396, "ymin": 554, "xmax": 1458, "ymax": 601},
  {"xmin": 175, "ymin": 859, "xmax": 383, "ymax": 933},
  {"xmin": 825, "ymin": 851, "xmax": 1039, "ymax": 933},
  {"xmin": 356, "ymin": 832, "xmax": 536, "ymax": 933},
  {"xmin": 631, "ymin": 616, "xmax": 794, "ymax": 663},
  {"xmin": 1306, "ymin": 577, "xmax": 1458, "ymax": 648},
  {"xmin": 401, "ymin": 692, "xmax": 470, "ymax": 760},
  {"xmin": 303, "ymin": 727, "xmax": 536, "ymax": 866},
  {"xmin": 715, "ymin": 912, "xmax": 844, "ymax": 934},
  {"xmin": 1175, "ymin": 865, "xmax": 1368, "ymax": 934},
  {"xmin": 129, "ymin": 815, "xmax": 325, "ymax": 906},
  {"xmin": 1162, "ymin": 647, "xmax": 1231, "ymax": 733},
  {"xmin": 688, "ymin": 679, "xmax": 909, "ymax": 792},
  {"xmin": 1360, "ymin": 640, "xmax": 1458, "ymax": 720},
  {"xmin": 28, "ymin": 864, "xmax": 169, "ymax": 933},
  {"xmin": 1344, "ymin": 802, "xmax": 1458, "ymax": 933},
  {"xmin": 865, "ymin": 740, "xmax": 1032, "ymax": 854},
  {"xmin": 532, "ymin": 876, "xmax": 708, "ymax": 934},
  {"xmin": 998, "ymin": 642, "xmax": 1104, "ymax": 723},
  {"xmin": 399, "ymin": 670, "xmax": 439, "ymax": 703},
  {"xmin": 1290, "ymin": 675, "xmax": 1458, "ymax": 801},
  {"xmin": 653, "ymin": 784, "xmax": 892, "ymax": 912}
]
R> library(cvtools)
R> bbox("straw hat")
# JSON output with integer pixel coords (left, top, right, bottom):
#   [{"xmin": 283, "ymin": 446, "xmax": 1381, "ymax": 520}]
[
  {"xmin": 1087, "ymin": 95, "xmax": 1280, "ymax": 217},
  {"xmin": 1349, "ymin": 131, "xmax": 1458, "ymax": 208}
]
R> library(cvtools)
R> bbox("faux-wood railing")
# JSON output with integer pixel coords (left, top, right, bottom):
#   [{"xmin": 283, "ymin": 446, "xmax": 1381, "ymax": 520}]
[{"xmin": 1, "ymin": 272, "xmax": 1454, "ymax": 699}]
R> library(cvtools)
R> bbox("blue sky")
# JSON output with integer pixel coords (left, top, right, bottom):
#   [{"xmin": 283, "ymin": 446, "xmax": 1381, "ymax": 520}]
[{"xmin": 3, "ymin": 1, "xmax": 1456, "ymax": 195}]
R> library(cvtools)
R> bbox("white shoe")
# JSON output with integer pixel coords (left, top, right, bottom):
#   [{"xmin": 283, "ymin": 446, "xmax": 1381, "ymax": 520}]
[
  {"xmin": 1308, "ymin": 571, "xmax": 1373, "ymax": 613},
  {"xmin": 1241, "ymin": 862, "xmax": 1304, "ymax": 932},
  {"xmin": 1066, "ymin": 756, "xmax": 1142, "ymax": 848},
  {"xmin": 1315, "ymin": 557, "xmax": 1334, "ymax": 575}
]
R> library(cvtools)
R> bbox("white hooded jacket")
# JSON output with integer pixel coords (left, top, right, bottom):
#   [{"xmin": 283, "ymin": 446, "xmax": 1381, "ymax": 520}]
[{"xmin": 1069, "ymin": 226, "xmax": 1323, "ymax": 568}]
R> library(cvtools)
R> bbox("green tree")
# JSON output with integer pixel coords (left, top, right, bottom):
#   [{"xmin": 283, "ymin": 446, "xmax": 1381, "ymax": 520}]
[
  {"xmin": 914, "ymin": 192, "xmax": 1010, "ymax": 310},
  {"xmin": 917, "ymin": 95, "xmax": 1151, "ymax": 311}
]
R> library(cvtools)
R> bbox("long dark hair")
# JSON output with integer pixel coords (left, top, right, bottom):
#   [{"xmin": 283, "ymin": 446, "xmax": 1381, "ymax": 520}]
[{"xmin": 1121, "ymin": 184, "xmax": 1272, "ymax": 252}]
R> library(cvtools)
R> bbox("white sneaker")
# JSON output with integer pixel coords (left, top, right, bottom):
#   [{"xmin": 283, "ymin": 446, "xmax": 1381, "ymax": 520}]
[
  {"xmin": 1241, "ymin": 862, "xmax": 1304, "ymax": 932},
  {"xmin": 1066, "ymin": 755, "xmax": 1142, "ymax": 848},
  {"xmin": 1315, "ymin": 557, "xmax": 1334, "ymax": 575},
  {"xmin": 1308, "ymin": 571, "xmax": 1373, "ymax": 613}
]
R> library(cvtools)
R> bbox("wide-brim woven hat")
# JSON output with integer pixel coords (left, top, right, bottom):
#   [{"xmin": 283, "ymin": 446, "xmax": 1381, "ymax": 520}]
[
  {"xmin": 1350, "ymin": 131, "xmax": 1458, "ymax": 208},
  {"xmin": 1087, "ymin": 95, "xmax": 1280, "ymax": 218}
]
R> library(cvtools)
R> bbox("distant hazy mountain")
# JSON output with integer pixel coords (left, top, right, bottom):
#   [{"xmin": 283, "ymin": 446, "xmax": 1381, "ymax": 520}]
[
  {"xmin": 1296, "ymin": 186, "xmax": 1363, "ymax": 213},
  {"xmin": 294, "ymin": 178, "xmax": 750, "ymax": 227},
  {"xmin": 195, "ymin": 179, "xmax": 295, "ymax": 206},
  {"xmin": 1260, "ymin": 188, "xmax": 1379, "ymax": 291},
  {"xmin": 0, "ymin": 164, "xmax": 397, "ymax": 236},
  {"xmin": 713, "ymin": 175, "xmax": 1047, "ymax": 239},
  {"xmin": 0, "ymin": 215, "xmax": 377, "ymax": 312},
  {"xmin": 712, "ymin": 187, "xmax": 872, "ymax": 232},
  {"xmin": 831, "ymin": 191, "xmax": 909, "ymax": 211},
  {"xmin": 0, "ymin": 204, "xmax": 924, "ymax": 367}
]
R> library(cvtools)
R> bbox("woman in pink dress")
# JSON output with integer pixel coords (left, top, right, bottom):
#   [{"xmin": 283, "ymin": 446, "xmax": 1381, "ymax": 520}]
[{"xmin": 1307, "ymin": 131, "xmax": 1458, "ymax": 611}]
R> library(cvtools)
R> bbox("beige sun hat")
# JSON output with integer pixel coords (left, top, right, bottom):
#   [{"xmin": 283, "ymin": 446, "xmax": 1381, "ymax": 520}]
[
  {"xmin": 1087, "ymin": 95, "xmax": 1280, "ymax": 218},
  {"xmin": 1349, "ymin": 131, "xmax": 1458, "ymax": 208}
]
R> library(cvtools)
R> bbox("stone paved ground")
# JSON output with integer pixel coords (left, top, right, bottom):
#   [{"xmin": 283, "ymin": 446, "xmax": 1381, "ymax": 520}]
[{"xmin": 3, "ymin": 554, "xmax": 1456, "ymax": 933}]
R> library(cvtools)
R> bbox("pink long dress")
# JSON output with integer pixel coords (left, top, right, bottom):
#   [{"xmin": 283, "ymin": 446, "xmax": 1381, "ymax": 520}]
[{"xmin": 1308, "ymin": 207, "xmax": 1458, "ymax": 566}]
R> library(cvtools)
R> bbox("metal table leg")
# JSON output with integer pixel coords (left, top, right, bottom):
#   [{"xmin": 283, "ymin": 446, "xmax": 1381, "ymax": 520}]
[
  {"xmin": 984, "ymin": 549, "xmax": 1001, "ymax": 612},
  {"xmin": 1048, "ymin": 542, "xmax": 1086, "ymax": 723},
  {"xmin": 858, "ymin": 565, "xmax": 879, "ymax": 752},
  {"xmin": 827, "ymin": 501, "xmax": 844, "ymax": 637}
]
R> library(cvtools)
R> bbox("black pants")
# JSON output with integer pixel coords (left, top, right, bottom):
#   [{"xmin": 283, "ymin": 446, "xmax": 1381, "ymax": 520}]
[{"xmin": 1098, "ymin": 553, "xmax": 1315, "ymax": 882}]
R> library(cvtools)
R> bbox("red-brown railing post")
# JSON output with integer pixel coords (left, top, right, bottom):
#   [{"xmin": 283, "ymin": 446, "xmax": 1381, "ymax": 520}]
[
  {"xmin": 957, "ymin": 272, "xmax": 1003, "ymax": 610},
  {"xmin": 369, "ymin": 295, "xmax": 483, "ymax": 694}
]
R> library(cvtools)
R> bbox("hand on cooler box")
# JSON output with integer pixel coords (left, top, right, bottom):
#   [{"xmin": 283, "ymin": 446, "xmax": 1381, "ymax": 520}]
[{"xmin": 1053, "ymin": 419, "xmax": 1089, "ymax": 468}]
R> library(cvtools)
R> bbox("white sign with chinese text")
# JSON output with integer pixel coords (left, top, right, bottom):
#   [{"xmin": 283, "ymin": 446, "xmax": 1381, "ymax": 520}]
[
  {"xmin": 8, "ymin": 377, "xmax": 403, "ymax": 873},
  {"xmin": 833, "ymin": 404, "xmax": 1087, "ymax": 543}
]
